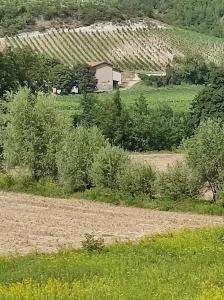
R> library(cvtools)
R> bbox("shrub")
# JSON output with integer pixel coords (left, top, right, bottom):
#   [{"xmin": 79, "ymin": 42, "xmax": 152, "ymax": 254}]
[
  {"xmin": 118, "ymin": 162, "xmax": 156, "ymax": 197},
  {"xmin": 0, "ymin": 174, "xmax": 16, "ymax": 190},
  {"xmin": 90, "ymin": 145, "xmax": 129, "ymax": 190},
  {"xmin": 184, "ymin": 119, "xmax": 224, "ymax": 202},
  {"xmin": 3, "ymin": 89, "xmax": 66, "ymax": 180},
  {"xmin": 81, "ymin": 233, "xmax": 105, "ymax": 253},
  {"xmin": 57, "ymin": 126, "xmax": 107, "ymax": 191},
  {"xmin": 158, "ymin": 161, "xmax": 202, "ymax": 200}
]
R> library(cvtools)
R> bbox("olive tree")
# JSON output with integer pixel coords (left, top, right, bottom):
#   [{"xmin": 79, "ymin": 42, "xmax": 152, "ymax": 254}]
[
  {"xmin": 3, "ymin": 88, "xmax": 66, "ymax": 179},
  {"xmin": 57, "ymin": 126, "xmax": 107, "ymax": 191},
  {"xmin": 118, "ymin": 161, "xmax": 156, "ymax": 197},
  {"xmin": 158, "ymin": 161, "xmax": 202, "ymax": 200},
  {"xmin": 90, "ymin": 145, "xmax": 129, "ymax": 189},
  {"xmin": 184, "ymin": 119, "xmax": 224, "ymax": 202}
]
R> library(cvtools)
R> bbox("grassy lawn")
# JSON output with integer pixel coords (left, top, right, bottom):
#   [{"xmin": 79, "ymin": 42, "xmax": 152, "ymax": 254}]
[
  {"xmin": 0, "ymin": 228, "xmax": 223, "ymax": 299},
  {"xmin": 55, "ymin": 83, "xmax": 202, "ymax": 117}
]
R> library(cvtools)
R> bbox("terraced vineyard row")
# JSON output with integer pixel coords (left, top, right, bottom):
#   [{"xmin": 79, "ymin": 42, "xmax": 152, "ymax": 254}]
[{"xmin": 0, "ymin": 24, "xmax": 224, "ymax": 71}]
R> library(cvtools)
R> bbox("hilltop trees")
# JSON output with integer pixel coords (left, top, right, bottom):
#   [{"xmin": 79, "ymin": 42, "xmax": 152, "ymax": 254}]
[{"xmin": 0, "ymin": 0, "xmax": 223, "ymax": 38}]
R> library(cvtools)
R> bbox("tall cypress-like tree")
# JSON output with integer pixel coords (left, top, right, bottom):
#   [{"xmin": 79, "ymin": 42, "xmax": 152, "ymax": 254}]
[
  {"xmin": 129, "ymin": 94, "xmax": 151, "ymax": 151},
  {"xmin": 98, "ymin": 90, "xmax": 130, "ymax": 148},
  {"xmin": 79, "ymin": 92, "xmax": 98, "ymax": 127}
]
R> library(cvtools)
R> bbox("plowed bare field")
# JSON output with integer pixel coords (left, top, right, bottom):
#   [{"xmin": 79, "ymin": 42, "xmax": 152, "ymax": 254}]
[{"xmin": 0, "ymin": 191, "xmax": 223, "ymax": 255}]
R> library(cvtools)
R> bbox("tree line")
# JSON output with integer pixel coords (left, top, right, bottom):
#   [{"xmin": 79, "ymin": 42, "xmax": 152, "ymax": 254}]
[
  {"xmin": 0, "ymin": 47, "xmax": 96, "ymax": 97},
  {"xmin": 75, "ymin": 91, "xmax": 191, "ymax": 152},
  {"xmin": 1, "ymin": 87, "xmax": 224, "ymax": 204},
  {"xmin": 139, "ymin": 55, "xmax": 219, "ymax": 87},
  {"xmin": 72, "ymin": 66, "xmax": 224, "ymax": 152},
  {"xmin": 0, "ymin": 0, "xmax": 223, "ymax": 38},
  {"xmin": 1, "ymin": 48, "xmax": 223, "ymax": 154}
]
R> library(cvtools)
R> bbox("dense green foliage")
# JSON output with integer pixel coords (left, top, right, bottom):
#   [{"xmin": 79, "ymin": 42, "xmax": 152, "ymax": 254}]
[
  {"xmin": 3, "ymin": 89, "xmax": 66, "ymax": 180},
  {"xmin": 0, "ymin": 47, "xmax": 59, "ymax": 96},
  {"xmin": 0, "ymin": 48, "xmax": 96, "ymax": 96},
  {"xmin": 118, "ymin": 161, "xmax": 156, "ymax": 197},
  {"xmin": 2, "ymin": 85, "xmax": 224, "ymax": 208},
  {"xmin": 90, "ymin": 145, "xmax": 129, "ymax": 189},
  {"xmin": 0, "ymin": 0, "xmax": 223, "ymax": 38},
  {"xmin": 76, "ymin": 91, "xmax": 193, "ymax": 151},
  {"xmin": 97, "ymin": 90, "xmax": 130, "ymax": 148},
  {"xmin": 51, "ymin": 63, "xmax": 96, "ymax": 94},
  {"xmin": 140, "ymin": 56, "xmax": 218, "ymax": 88},
  {"xmin": 57, "ymin": 126, "xmax": 106, "ymax": 191},
  {"xmin": 191, "ymin": 68, "xmax": 224, "ymax": 125},
  {"xmin": 0, "ymin": 228, "xmax": 223, "ymax": 299},
  {"xmin": 184, "ymin": 119, "xmax": 224, "ymax": 202},
  {"xmin": 158, "ymin": 161, "xmax": 202, "ymax": 200}
]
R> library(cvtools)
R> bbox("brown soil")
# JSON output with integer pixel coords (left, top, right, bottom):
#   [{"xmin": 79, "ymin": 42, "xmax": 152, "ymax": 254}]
[
  {"xmin": 0, "ymin": 191, "xmax": 223, "ymax": 255},
  {"xmin": 131, "ymin": 153, "xmax": 184, "ymax": 171}
]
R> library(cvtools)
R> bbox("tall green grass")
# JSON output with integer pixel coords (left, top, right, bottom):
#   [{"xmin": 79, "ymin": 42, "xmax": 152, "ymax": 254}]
[{"xmin": 0, "ymin": 228, "xmax": 223, "ymax": 299}]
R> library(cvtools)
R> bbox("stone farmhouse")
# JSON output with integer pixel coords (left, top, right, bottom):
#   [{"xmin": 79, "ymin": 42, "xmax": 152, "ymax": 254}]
[{"xmin": 88, "ymin": 61, "xmax": 122, "ymax": 91}]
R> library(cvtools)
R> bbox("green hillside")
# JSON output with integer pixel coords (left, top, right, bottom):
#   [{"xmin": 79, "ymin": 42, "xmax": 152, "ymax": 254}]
[
  {"xmin": 0, "ymin": 22, "xmax": 224, "ymax": 71},
  {"xmin": 0, "ymin": 0, "xmax": 223, "ymax": 38}
]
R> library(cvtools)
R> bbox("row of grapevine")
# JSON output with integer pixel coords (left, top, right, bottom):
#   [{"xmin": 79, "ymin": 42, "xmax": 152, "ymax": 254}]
[{"xmin": 0, "ymin": 24, "xmax": 224, "ymax": 71}]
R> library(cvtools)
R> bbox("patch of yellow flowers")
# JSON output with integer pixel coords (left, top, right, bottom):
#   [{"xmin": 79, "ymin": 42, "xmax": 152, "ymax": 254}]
[
  {"xmin": 0, "ymin": 278, "xmax": 112, "ymax": 300},
  {"xmin": 196, "ymin": 282, "xmax": 224, "ymax": 300}
]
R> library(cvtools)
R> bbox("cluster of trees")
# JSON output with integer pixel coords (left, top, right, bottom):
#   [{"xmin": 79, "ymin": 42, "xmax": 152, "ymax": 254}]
[
  {"xmin": 74, "ymin": 66, "xmax": 224, "ymax": 153},
  {"xmin": 0, "ymin": 0, "xmax": 153, "ymax": 36},
  {"xmin": 1, "ymin": 87, "xmax": 224, "ymax": 204},
  {"xmin": 75, "ymin": 91, "xmax": 191, "ymax": 151},
  {"xmin": 139, "ymin": 56, "xmax": 218, "ymax": 87},
  {"xmin": 0, "ymin": 0, "xmax": 223, "ymax": 38},
  {"xmin": 0, "ymin": 47, "xmax": 96, "ymax": 96},
  {"xmin": 163, "ymin": 0, "xmax": 224, "ymax": 38}
]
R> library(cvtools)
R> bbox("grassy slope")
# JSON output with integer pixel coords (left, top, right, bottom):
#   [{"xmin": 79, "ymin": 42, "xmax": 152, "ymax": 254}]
[
  {"xmin": 0, "ymin": 228, "xmax": 223, "ymax": 299},
  {"xmin": 56, "ymin": 83, "xmax": 202, "ymax": 117}
]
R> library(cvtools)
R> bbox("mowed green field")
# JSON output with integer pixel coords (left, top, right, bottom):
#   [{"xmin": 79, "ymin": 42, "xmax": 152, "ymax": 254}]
[
  {"xmin": 0, "ymin": 228, "xmax": 223, "ymax": 299},
  {"xmin": 55, "ymin": 84, "xmax": 202, "ymax": 117}
]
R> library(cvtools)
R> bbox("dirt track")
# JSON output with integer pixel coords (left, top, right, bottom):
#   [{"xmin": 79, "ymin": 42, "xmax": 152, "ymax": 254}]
[{"xmin": 0, "ymin": 191, "xmax": 223, "ymax": 255}]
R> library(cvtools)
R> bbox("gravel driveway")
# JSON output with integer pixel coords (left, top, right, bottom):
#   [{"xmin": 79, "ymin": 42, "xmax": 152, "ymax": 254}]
[{"xmin": 0, "ymin": 191, "xmax": 223, "ymax": 255}]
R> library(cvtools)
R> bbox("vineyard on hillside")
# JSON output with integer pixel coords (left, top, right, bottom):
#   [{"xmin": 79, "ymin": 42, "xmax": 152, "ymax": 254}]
[{"xmin": 0, "ymin": 22, "xmax": 224, "ymax": 71}]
